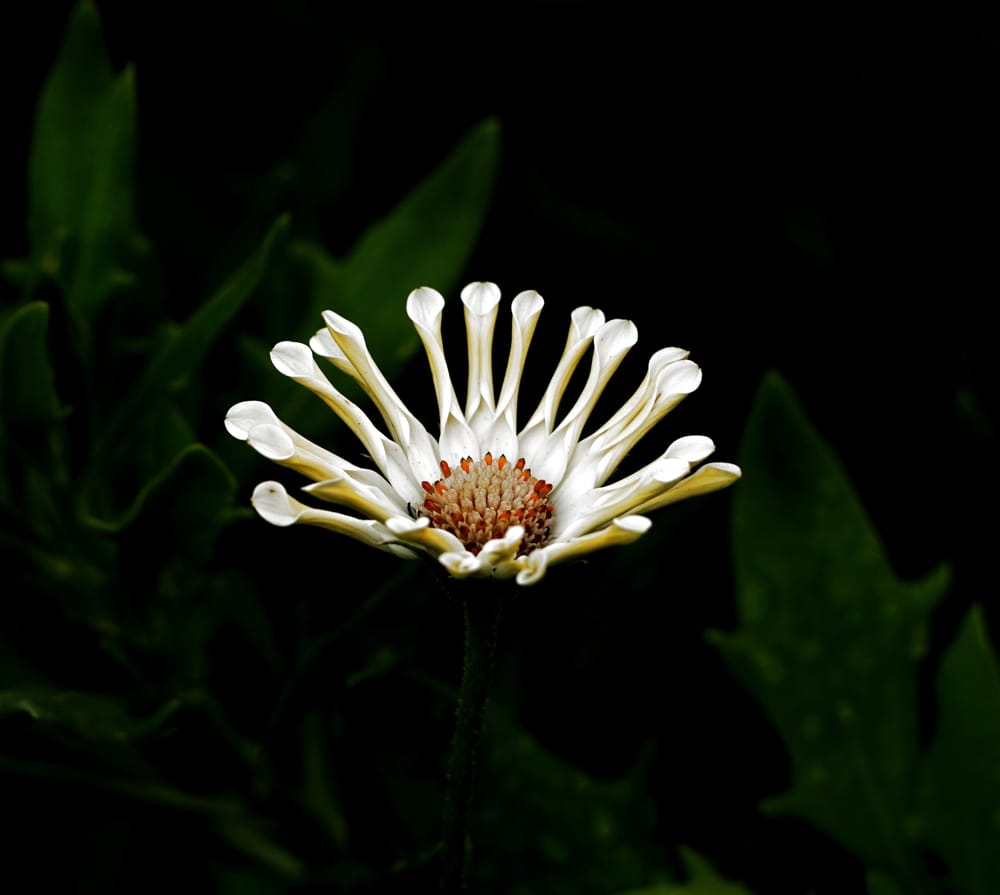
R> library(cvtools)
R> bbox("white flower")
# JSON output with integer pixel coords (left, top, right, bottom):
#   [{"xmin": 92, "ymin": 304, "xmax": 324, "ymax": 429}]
[{"xmin": 225, "ymin": 283, "xmax": 740, "ymax": 586}]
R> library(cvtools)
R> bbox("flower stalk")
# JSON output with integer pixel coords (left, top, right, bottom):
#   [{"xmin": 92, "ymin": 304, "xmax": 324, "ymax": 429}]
[{"xmin": 440, "ymin": 584, "xmax": 504, "ymax": 893}]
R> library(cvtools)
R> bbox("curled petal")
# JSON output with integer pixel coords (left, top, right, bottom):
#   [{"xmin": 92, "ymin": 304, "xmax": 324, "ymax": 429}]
[
  {"xmin": 529, "ymin": 318, "xmax": 639, "ymax": 485},
  {"xmin": 462, "ymin": 282, "xmax": 502, "ymax": 438},
  {"xmin": 517, "ymin": 306, "xmax": 605, "ymax": 459},
  {"xmin": 309, "ymin": 327, "xmax": 359, "ymax": 381},
  {"xmin": 569, "ymin": 357, "xmax": 702, "ymax": 490},
  {"xmin": 227, "ymin": 402, "xmax": 395, "ymax": 499},
  {"xmin": 303, "ymin": 469, "xmax": 407, "ymax": 523},
  {"xmin": 384, "ymin": 514, "xmax": 467, "ymax": 556},
  {"xmin": 406, "ymin": 287, "xmax": 477, "ymax": 462},
  {"xmin": 554, "ymin": 456, "xmax": 690, "ymax": 540},
  {"xmin": 269, "ymin": 341, "xmax": 425, "ymax": 502},
  {"xmin": 474, "ymin": 290, "xmax": 545, "ymax": 460},
  {"xmin": 629, "ymin": 462, "xmax": 742, "ymax": 515},
  {"xmin": 321, "ymin": 312, "xmax": 441, "ymax": 483},
  {"xmin": 251, "ymin": 481, "xmax": 416, "ymax": 557},
  {"xmin": 521, "ymin": 516, "xmax": 653, "ymax": 584}
]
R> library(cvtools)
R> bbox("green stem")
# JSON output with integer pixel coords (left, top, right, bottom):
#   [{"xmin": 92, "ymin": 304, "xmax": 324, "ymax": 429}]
[{"xmin": 440, "ymin": 587, "xmax": 503, "ymax": 894}]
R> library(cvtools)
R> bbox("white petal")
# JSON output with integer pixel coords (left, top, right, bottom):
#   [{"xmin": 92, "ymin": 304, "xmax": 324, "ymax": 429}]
[
  {"xmin": 309, "ymin": 327, "xmax": 359, "ymax": 381},
  {"xmin": 385, "ymin": 514, "xmax": 467, "ymax": 556},
  {"xmin": 529, "ymin": 318, "xmax": 638, "ymax": 485},
  {"xmin": 229, "ymin": 402, "xmax": 394, "ymax": 496},
  {"xmin": 437, "ymin": 551, "xmax": 486, "ymax": 579},
  {"xmin": 665, "ymin": 434, "xmax": 716, "ymax": 464},
  {"xmin": 523, "ymin": 515, "xmax": 653, "ymax": 581},
  {"xmin": 584, "ymin": 347, "xmax": 690, "ymax": 450},
  {"xmin": 225, "ymin": 400, "xmax": 280, "ymax": 440},
  {"xmin": 560, "ymin": 357, "xmax": 703, "ymax": 495},
  {"xmin": 302, "ymin": 469, "xmax": 407, "ymax": 522},
  {"xmin": 434, "ymin": 526, "xmax": 526, "ymax": 581},
  {"xmin": 269, "ymin": 340, "xmax": 426, "ymax": 503},
  {"xmin": 629, "ymin": 462, "xmax": 742, "ymax": 515},
  {"xmin": 484, "ymin": 290, "xmax": 544, "ymax": 460},
  {"xmin": 461, "ymin": 282, "xmax": 502, "ymax": 440},
  {"xmin": 553, "ymin": 456, "xmax": 690, "ymax": 540},
  {"xmin": 477, "ymin": 525, "xmax": 525, "ymax": 566},
  {"xmin": 516, "ymin": 306, "xmax": 605, "ymax": 461},
  {"xmin": 251, "ymin": 481, "xmax": 417, "ymax": 557},
  {"xmin": 406, "ymin": 287, "xmax": 477, "ymax": 463},
  {"xmin": 515, "ymin": 550, "xmax": 549, "ymax": 586},
  {"xmin": 321, "ymin": 311, "xmax": 442, "ymax": 483}
]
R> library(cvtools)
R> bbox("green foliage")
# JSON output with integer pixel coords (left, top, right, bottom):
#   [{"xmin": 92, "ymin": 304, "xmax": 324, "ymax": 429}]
[
  {"xmin": 919, "ymin": 606, "xmax": 1000, "ymax": 895},
  {"xmin": 4, "ymin": 4, "xmax": 993, "ymax": 894},
  {"xmin": 471, "ymin": 710, "xmax": 669, "ymax": 895},
  {"xmin": 718, "ymin": 372, "xmax": 1000, "ymax": 894},
  {"xmin": 612, "ymin": 848, "xmax": 757, "ymax": 894},
  {"xmin": 290, "ymin": 118, "xmax": 500, "ymax": 383},
  {"xmin": 716, "ymin": 372, "xmax": 949, "ymax": 880},
  {"xmin": 26, "ymin": 1, "xmax": 136, "ymax": 322}
]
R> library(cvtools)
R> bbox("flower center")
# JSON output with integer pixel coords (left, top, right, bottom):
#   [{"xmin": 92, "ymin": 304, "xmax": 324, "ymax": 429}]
[{"xmin": 419, "ymin": 453, "xmax": 553, "ymax": 556}]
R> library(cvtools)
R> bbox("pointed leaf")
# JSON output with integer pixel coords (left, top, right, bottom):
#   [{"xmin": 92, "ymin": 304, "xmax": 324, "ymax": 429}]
[
  {"xmin": 0, "ymin": 302, "xmax": 65, "ymax": 509},
  {"xmin": 0, "ymin": 687, "xmax": 155, "ymax": 741},
  {"xmin": 713, "ymin": 373, "xmax": 949, "ymax": 879},
  {"xmin": 612, "ymin": 848, "xmax": 757, "ymax": 894},
  {"xmin": 292, "ymin": 118, "xmax": 500, "ymax": 384},
  {"xmin": 85, "ymin": 444, "xmax": 236, "ymax": 553},
  {"xmin": 95, "ymin": 216, "xmax": 288, "ymax": 463},
  {"xmin": 0, "ymin": 301, "xmax": 62, "ymax": 430},
  {"xmin": 27, "ymin": 2, "xmax": 136, "ymax": 318},
  {"xmin": 919, "ymin": 606, "xmax": 1000, "ymax": 895},
  {"xmin": 471, "ymin": 708, "xmax": 667, "ymax": 895}
]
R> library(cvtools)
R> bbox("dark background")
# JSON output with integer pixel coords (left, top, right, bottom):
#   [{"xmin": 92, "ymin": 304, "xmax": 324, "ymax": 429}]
[{"xmin": 3, "ymin": 6, "xmax": 997, "ymax": 893}]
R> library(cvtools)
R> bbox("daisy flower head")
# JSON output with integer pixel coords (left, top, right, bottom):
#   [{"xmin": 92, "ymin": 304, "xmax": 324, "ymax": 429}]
[{"xmin": 225, "ymin": 283, "xmax": 740, "ymax": 586}]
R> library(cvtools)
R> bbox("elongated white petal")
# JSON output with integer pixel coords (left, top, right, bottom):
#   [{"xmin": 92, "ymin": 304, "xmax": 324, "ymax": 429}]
[
  {"xmin": 554, "ymin": 456, "xmax": 690, "ymax": 540},
  {"xmin": 628, "ymin": 462, "xmax": 742, "ymax": 515},
  {"xmin": 437, "ymin": 551, "xmax": 487, "ymax": 579},
  {"xmin": 436, "ymin": 554, "xmax": 523, "ymax": 580},
  {"xmin": 477, "ymin": 290, "xmax": 545, "ymax": 459},
  {"xmin": 462, "ymin": 282, "xmax": 502, "ymax": 440},
  {"xmin": 384, "ymin": 514, "xmax": 467, "ymax": 556},
  {"xmin": 269, "ymin": 341, "xmax": 424, "ymax": 503},
  {"xmin": 321, "ymin": 312, "xmax": 442, "ymax": 484},
  {"xmin": 227, "ymin": 401, "xmax": 397, "ymax": 500},
  {"xmin": 528, "ymin": 318, "xmax": 638, "ymax": 486},
  {"xmin": 516, "ymin": 306, "xmax": 605, "ymax": 456},
  {"xmin": 251, "ymin": 481, "xmax": 417, "ymax": 557},
  {"xmin": 309, "ymin": 327, "xmax": 361, "ymax": 382},
  {"xmin": 665, "ymin": 434, "xmax": 716, "ymax": 464},
  {"xmin": 518, "ymin": 516, "xmax": 653, "ymax": 585},
  {"xmin": 406, "ymin": 287, "xmax": 478, "ymax": 463},
  {"xmin": 477, "ymin": 524, "xmax": 525, "ymax": 565},
  {"xmin": 302, "ymin": 470, "xmax": 406, "ymax": 523}
]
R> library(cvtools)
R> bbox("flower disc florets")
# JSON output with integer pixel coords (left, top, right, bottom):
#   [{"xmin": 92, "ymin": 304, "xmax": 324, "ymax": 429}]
[{"xmin": 420, "ymin": 454, "xmax": 553, "ymax": 556}]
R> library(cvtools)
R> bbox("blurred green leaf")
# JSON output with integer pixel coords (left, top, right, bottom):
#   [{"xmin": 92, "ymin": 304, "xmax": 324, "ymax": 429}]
[
  {"xmin": 471, "ymin": 708, "xmax": 668, "ymax": 895},
  {"xmin": 612, "ymin": 848, "xmax": 756, "ymax": 894},
  {"xmin": 26, "ymin": 1, "xmax": 136, "ymax": 319},
  {"xmin": 0, "ymin": 301, "xmax": 66, "ymax": 512},
  {"xmin": 0, "ymin": 687, "xmax": 155, "ymax": 741},
  {"xmin": 712, "ymin": 372, "xmax": 949, "ymax": 883},
  {"xmin": 86, "ymin": 444, "xmax": 236, "ymax": 552},
  {"xmin": 0, "ymin": 301, "xmax": 63, "ymax": 431},
  {"xmin": 94, "ymin": 216, "xmax": 288, "ymax": 479},
  {"xmin": 866, "ymin": 870, "xmax": 903, "ymax": 895},
  {"xmin": 291, "ymin": 118, "xmax": 501, "ymax": 384},
  {"xmin": 918, "ymin": 606, "xmax": 1000, "ymax": 895}
]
